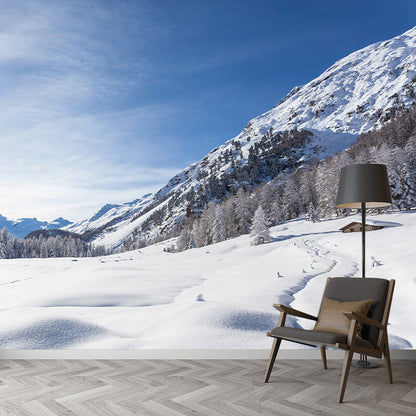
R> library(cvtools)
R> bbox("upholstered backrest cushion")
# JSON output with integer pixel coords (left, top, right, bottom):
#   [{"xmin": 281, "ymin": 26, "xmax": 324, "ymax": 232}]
[
  {"xmin": 314, "ymin": 297, "xmax": 373, "ymax": 336},
  {"xmin": 321, "ymin": 277, "xmax": 389, "ymax": 346}
]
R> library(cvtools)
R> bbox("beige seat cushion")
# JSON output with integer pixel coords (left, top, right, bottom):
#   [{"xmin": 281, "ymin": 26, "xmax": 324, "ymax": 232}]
[{"xmin": 314, "ymin": 297, "xmax": 373, "ymax": 336}]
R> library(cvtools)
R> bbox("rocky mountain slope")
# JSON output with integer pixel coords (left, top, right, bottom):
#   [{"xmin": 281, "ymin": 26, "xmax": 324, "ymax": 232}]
[{"xmin": 64, "ymin": 26, "xmax": 416, "ymax": 250}]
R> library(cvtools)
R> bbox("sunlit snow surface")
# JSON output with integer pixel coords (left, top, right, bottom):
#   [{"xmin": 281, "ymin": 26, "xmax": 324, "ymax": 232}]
[{"xmin": 0, "ymin": 211, "xmax": 414, "ymax": 349}]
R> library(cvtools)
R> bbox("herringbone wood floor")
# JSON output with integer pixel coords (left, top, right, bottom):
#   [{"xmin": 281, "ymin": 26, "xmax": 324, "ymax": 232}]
[{"xmin": 0, "ymin": 359, "xmax": 414, "ymax": 415}]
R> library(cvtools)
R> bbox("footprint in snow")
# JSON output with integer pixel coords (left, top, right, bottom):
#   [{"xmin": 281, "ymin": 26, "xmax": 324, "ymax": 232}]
[{"xmin": 371, "ymin": 256, "xmax": 383, "ymax": 267}]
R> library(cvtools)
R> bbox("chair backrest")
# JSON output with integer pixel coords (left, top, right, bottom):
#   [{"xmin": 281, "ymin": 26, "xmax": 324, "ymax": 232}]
[{"xmin": 322, "ymin": 277, "xmax": 391, "ymax": 347}]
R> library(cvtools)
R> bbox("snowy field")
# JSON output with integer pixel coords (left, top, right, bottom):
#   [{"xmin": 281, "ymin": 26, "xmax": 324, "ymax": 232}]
[{"xmin": 0, "ymin": 210, "xmax": 414, "ymax": 350}]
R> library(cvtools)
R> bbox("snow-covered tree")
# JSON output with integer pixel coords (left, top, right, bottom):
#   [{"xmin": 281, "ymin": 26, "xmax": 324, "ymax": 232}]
[
  {"xmin": 223, "ymin": 198, "xmax": 238, "ymax": 238},
  {"xmin": 250, "ymin": 206, "xmax": 271, "ymax": 246},
  {"xmin": 307, "ymin": 202, "xmax": 320, "ymax": 223},
  {"xmin": 235, "ymin": 188, "xmax": 252, "ymax": 234},
  {"xmin": 387, "ymin": 147, "xmax": 407, "ymax": 211},
  {"xmin": 299, "ymin": 167, "xmax": 317, "ymax": 212},
  {"xmin": 282, "ymin": 176, "xmax": 301, "ymax": 220},
  {"xmin": 399, "ymin": 164, "xmax": 413, "ymax": 210},
  {"xmin": 315, "ymin": 158, "xmax": 338, "ymax": 218},
  {"xmin": 191, "ymin": 220, "xmax": 204, "ymax": 248},
  {"xmin": 258, "ymin": 183, "xmax": 276, "ymax": 226},
  {"xmin": 212, "ymin": 205, "xmax": 227, "ymax": 243},
  {"xmin": 404, "ymin": 136, "xmax": 416, "ymax": 208},
  {"xmin": 271, "ymin": 200, "xmax": 284, "ymax": 225},
  {"xmin": 0, "ymin": 227, "xmax": 8, "ymax": 258},
  {"xmin": 40, "ymin": 240, "xmax": 48, "ymax": 258},
  {"xmin": 176, "ymin": 227, "xmax": 191, "ymax": 252}
]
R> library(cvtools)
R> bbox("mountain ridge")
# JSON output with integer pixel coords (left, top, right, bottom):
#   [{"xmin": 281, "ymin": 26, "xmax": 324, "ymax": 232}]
[
  {"xmin": 0, "ymin": 215, "xmax": 72, "ymax": 239},
  {"xmin": 59, "ymin": 25, "xmax": 416, "ymax": 249}
]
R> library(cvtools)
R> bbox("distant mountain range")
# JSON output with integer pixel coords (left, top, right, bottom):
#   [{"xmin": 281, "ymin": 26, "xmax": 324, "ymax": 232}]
[
  {"xmin": 0, "ymin": 215, "xmax": 72, "ymax": 239},
  {"xmin": 5, "ymin": 26, "xmax": 416, "ymax": 247}
]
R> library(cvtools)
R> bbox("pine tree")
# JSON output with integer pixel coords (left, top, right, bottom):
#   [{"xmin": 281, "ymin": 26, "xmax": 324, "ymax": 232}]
[
  {"xmin": 0, "ymin": 226, "xmax": 7, "ymax": 244},
  {"xmin": 212, "ymin": 205, "xmax": 227, "ymax": 243},
  {"xmin": 307, "ymin": 202, "xmax": 320, "ymax": 222},
  {"xmin": 223, "ymin": 198, "xmax": 238, "ymax": 238},
  {"xmin": 405, "ymin": 136, "xmax": 416, "ymax": 208},
  {"xmin": 0, "ymin": 227, "xmax": 8, "ymax": 259},
  {"xmin": 235, "ymin": 188, "xmax": 252, "ymax": 234},
  {"xmin": 271, "ymin": 200, "xmax": 284, "ymax": 225},
  {"xmin": 282, "ymin": 176, "xmax": 301, "ymax": 220},
  {"xmin": 315, "ymin": 158, "xmax": 338, "ymax": 218},
  {"xmin": 250, "ymin": 206, "xmax": 271, "ymax": 246},
  {"xmin": 299, "ymin": 166, "xmax": 317, "ymax": 212},
  {"xmin": 258, "ymin": 183, "xmax": 276, "ymax": 226},
  {"xmin": 191, "ymin": 220, "xmax": 203, "ymax": 247},
  {"xmin": 387, "ymin": 148, "xmax": 407, "ymax": 210},
  {"xmin": 199, "ymin": 201, "xmax": 215, "ymax": 245},
  {"xmin": 177, "ymin": 219, "xmax": 197, "ymax": 251}
]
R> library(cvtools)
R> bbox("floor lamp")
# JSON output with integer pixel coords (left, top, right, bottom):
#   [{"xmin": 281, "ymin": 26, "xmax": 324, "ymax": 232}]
[{"xmin": 336, "ymin": 163, "xmax": 392, "ymax": 368}]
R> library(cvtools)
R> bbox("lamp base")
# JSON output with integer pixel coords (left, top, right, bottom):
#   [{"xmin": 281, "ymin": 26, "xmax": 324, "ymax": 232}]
[{"xmin": 351, "ymin": 354, "xmax": 379, "ymax": 369}]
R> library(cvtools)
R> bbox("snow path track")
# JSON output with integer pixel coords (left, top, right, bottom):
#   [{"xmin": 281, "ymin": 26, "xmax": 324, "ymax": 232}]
[{"xmin": 285, "ymin": 234, "xmax": 359, "ymax": 330}]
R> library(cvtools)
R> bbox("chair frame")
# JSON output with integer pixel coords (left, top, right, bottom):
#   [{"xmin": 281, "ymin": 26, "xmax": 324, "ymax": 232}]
[{"xmin": 264, "ymin": 278, "xmax": 395, "ymax": 403}]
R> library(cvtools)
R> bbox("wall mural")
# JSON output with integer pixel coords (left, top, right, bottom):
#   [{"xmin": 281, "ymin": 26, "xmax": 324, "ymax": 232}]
[{"xmin": 0, "ymin": 4, "xmax": 415, "ymax": 350}]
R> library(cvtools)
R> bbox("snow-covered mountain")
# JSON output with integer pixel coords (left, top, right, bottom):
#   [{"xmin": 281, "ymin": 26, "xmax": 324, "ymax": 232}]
[
  {"xmin": 255, "ymin": 26, "xmax": 416, "ymax": 137},
  {"xmin": 0, "ymin": 215, "xmax": 72, "ymax": 238},
  {"xmin": 64, "ymin": 194, "xmax": 153, "ymax": 237},
  {"xmin": 65, "ymin": 26, "xmax": 416, "ymax": 249}
]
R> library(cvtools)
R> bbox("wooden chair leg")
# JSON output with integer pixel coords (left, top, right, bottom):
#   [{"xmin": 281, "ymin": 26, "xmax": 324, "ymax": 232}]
[
  {"xmin": 264, "ymin": 338, "xmax": 281, "ymax": 383},
  {"xmin": 320, "ymin": 346, "xmax": 327, "ymax": 370},
  {"xmin": 384, "ymin": 337, "xmax": 393, "ymax": 384},
  {"xmin": 338, "ymin": 350, "xmax": 354, "ymax": 403}
]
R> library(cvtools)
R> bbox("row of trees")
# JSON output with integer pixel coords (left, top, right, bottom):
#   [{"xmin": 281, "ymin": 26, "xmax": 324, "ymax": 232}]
[
  {"xmin": 175, "ymin": 104, "xmax": 416, "ymax": 251},
  {"xmin": 0, "ymin": 228, "xmax": 107, "ymax": 259},
  {"xmin": 119, "ymin": 129, "xmax": 320, "ymax": 252},
  {"xmin": 175, "ymin": 176, "xmax": 317, "ymax": 250}
]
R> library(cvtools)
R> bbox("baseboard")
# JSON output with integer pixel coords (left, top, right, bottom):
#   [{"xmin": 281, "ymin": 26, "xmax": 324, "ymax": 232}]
[{"xmin": 0, "ymin": 349, "xmax": 414, "ymax": 360}]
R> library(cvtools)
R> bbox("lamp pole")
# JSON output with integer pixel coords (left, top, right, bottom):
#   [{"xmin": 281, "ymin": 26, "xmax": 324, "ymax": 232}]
[
  {"xmin": 357, "ymin": 201, "xmax": 372, "ymax": 367},
  {"xmin": 362, "ymin": 201, "xmax": 366, "ymax": 278}
]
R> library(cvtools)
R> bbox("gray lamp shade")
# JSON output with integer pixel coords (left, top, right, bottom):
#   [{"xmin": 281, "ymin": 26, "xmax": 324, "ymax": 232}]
[{"xmin": 336, "ymin": 164, "xmax": 392, "ymax": 209}]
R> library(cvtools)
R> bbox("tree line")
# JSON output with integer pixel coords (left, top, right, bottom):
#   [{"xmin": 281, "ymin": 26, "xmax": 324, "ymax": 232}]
[
  {"xmin": 119, "ymin": 128, "xmax": 321, "ymax": 251},
  {"xmin": 0, "ymin": 228, "xmax": 108, "ymax": 259},
  {"xmin": 175, "ymin": 104, "xmax": 416, "ymax": 251}
]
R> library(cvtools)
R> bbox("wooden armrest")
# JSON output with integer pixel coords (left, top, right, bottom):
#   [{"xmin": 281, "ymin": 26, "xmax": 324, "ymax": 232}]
[
  {"xmin": 342, "ymin": 311, "xmax": 384, "ymax": 329},
  {"xmin": 273, "ymin": 304, "xmax": 318, "ymax": 321}
]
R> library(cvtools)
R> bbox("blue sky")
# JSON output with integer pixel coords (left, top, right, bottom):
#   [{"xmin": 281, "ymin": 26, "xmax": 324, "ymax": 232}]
[{"xmin": 1, "ymin": 0, "xmax": 416, "ymax": 221}]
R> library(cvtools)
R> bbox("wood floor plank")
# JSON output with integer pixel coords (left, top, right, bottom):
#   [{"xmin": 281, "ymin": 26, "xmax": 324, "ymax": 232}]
[{"xmin": 0, "ymin": 359, "xmax": 414, "ymax": 415}]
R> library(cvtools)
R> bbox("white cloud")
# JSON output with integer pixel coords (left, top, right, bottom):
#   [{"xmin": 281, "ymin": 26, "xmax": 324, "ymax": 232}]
[
  {"xmin": 0, "ymin": 161, "xmax": 180, "ymax": 222},
  {"xmin": 0, "ymin": 1, "xmax": 185, "ymax": 221}
]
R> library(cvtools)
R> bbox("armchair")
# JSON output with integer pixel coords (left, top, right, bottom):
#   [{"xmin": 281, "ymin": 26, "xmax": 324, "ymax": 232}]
[{"xmin": 264, "ymin": 277, "xmax": 395, "ymax": 403}]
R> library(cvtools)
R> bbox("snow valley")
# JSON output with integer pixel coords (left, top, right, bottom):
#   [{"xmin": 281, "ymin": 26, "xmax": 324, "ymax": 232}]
[
  {"xmin": 0, "ymin": 211, "xmax": 414, "ymax": 349},
  {"xmin": 0, "ymin": 25, "xmax": 415, "ymax": 351}
]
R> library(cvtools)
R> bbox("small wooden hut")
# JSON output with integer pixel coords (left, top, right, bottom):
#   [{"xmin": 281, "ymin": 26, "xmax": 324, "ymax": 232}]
[{"xmin": 340, "ymin": 222, "xmax": 385, "ymax": 233}]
